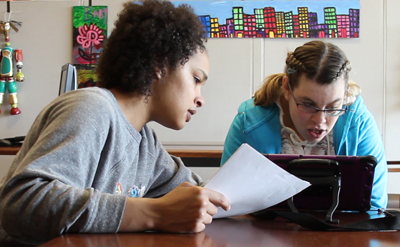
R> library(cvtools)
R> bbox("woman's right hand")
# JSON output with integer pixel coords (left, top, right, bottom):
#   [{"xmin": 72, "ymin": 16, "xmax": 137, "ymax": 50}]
[{"xmin": 119, "ymin": 182, "xmax": 230, "ymax": 233}]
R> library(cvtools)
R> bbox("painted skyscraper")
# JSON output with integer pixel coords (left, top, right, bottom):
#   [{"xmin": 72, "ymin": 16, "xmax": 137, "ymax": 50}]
[{"xmin": 198, "ymin": 5, "xmax": 359, "ymax": 38}]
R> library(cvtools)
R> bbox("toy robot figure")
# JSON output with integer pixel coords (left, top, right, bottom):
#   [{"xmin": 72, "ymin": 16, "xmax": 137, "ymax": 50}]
[{"xmin": 0, "ymin": 21, "xmax": 24, "ymax": 115}]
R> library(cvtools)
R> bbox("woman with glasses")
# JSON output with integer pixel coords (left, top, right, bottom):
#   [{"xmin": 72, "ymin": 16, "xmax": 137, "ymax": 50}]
[{"xmin": 221, "ymin": 40, "xmax": 387, "ymax": 209}]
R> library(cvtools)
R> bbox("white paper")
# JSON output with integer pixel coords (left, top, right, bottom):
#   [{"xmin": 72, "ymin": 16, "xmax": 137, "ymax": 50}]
[{"xmin": 205, "ymin": 143, "xmax": 310, "ymax": 218}]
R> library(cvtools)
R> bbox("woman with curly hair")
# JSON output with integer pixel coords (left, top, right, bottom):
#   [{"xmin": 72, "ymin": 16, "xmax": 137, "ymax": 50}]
[
  {"xmin": 0, "ymin": 0, "xmax": 230, "ymax": 245},
  {"xmin": 221, "ymin": 40, "xmax": 387, "ymax": 210}
]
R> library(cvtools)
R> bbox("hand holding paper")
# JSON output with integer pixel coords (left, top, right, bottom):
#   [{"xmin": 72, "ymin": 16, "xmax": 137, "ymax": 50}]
[{"xmin": 205, "ymin": 143, "xmax": 310, "ymax": 218}]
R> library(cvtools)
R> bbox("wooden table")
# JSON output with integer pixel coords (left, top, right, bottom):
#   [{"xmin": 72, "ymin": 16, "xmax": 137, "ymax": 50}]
[
  {"xmin": 0, "ymin": 145, "xmax": 221, "ymax": 158},
  {"xmin": 0, "ymin": 145, "xmax": 21, "ymax": 156},
  {"xmin": 36, "ymin": 211, "xmax": 400, "ymax": 247}
]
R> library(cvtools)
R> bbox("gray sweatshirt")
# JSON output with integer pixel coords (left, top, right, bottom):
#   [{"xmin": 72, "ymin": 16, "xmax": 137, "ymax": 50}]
[{"xmin": 0, "ymin": 87, "xmax": 202, "ymax": 245}]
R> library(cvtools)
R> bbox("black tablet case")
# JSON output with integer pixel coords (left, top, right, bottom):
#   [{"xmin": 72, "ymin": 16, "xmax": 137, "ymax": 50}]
[{"xmin": 263, "ymin": 154, "xmax": 377, "ymax": 212}]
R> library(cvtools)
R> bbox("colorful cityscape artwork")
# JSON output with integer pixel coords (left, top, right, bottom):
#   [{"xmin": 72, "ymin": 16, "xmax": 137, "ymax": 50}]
[
  {"xmin": 72, "ymin": 6, "xmax": 108, "ymax": 88},
  {"xmin": 174, "ymin": 0, "xmax": 360, "ymax": 38}
]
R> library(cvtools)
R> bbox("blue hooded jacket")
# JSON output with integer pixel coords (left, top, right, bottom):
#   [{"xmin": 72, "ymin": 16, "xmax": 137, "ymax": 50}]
[{"xmin": 221, "ymin": 96, "xmax": 388, "ymax": 209}]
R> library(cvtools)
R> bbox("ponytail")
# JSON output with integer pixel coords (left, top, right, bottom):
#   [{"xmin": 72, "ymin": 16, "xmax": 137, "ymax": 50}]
[
  {"xmin": 253, "ymin": 73, "xmax": 285, "ymax": 107},
  {"xmin": 346, "ymin": 80, "xmax": 361, "ymax": 105}
]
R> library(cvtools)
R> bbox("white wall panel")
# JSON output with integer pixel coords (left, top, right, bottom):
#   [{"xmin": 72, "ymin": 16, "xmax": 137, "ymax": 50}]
[{"xmin": 385, "ymin": 0, "xmax": 400, "ymax": 160}]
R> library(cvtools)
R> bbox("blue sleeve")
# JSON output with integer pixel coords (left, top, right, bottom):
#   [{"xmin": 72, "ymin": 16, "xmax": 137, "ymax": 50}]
[
  {"xmin": 355, "ymin": 111, "xmax": 388, "ymax": 209},
  {"xmin": 221, "ymin": 112, "xmax": 246, "ymax": 166}
]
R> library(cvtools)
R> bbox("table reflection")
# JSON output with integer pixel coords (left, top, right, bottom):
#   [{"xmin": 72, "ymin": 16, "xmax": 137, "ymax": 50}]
[{"xmin": 36, "ymin": 211, "xmax": 400, "ymax": 247}]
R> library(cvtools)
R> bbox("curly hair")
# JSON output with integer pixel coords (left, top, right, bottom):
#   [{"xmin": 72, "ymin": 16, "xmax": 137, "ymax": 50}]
[
  {"xmin": 254, "ymin": 40, "xmax": 360, "ymax": 107},
  {"xmin": 97, "ymin": 0, "xmax": 207, "ymax": 95}
]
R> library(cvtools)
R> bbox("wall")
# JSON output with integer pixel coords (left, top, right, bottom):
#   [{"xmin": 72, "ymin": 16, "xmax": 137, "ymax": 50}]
[
  {"xmin": 149, "ymin": 0, "xmax": 389, "ymax": 158},
  {"xmin": 0, "ymin": 1, "xmax": 399, "ymax": 184},
  {"xmin": 385, "ymin": 0, "xmax": 400, "ymax": 163},
  {"xmin": 0, "ymin": 0, "xmax": 128, "ymax": 174}
]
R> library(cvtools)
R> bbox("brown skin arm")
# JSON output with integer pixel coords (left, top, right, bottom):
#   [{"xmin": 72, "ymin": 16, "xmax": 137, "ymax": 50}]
[{"xmin": 118, "ymin": 182, "xmax": 230, "ymax": 233}]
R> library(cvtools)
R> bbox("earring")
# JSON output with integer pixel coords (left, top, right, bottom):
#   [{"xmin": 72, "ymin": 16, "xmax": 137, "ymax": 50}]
[{"xmin": 156, "ymin": 70, "xmax": 162, "ymax": 80}]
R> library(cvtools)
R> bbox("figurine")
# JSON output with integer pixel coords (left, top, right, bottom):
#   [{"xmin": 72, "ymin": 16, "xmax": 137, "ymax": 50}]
[{"xmin": 0, "ymin": 20, "xmax": 24, "ymax": 115}]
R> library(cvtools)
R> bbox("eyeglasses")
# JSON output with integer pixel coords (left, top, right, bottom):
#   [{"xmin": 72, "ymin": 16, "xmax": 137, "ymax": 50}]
[{"xmin": 288, "ymin": 83, "xmax": 348, "ymax": 117}]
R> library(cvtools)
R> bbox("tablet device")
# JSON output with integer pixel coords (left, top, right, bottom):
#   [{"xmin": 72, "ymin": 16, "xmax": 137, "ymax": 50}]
[{"xmin": 263, "ymin": 154, "xmax": 377, "ymax": 212}]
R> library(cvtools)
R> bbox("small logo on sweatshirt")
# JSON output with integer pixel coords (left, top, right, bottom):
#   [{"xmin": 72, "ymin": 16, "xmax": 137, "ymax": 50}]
[{"xmin": 115, "ymin": 182, "xmax": 145, "ymax": 198}]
